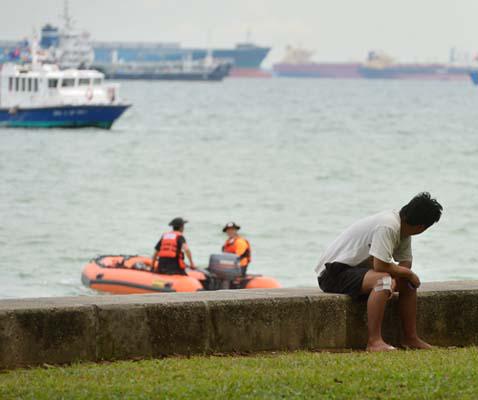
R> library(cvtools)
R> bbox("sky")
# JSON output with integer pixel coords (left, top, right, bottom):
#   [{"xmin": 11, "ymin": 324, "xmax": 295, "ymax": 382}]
[{"xmin": 1, "ymin": 0, "xmax": 478, "ymax": 65}]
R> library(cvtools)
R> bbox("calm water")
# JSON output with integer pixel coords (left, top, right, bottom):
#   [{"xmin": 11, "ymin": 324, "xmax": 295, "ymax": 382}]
[{"xmin": 1, "ymin": 78, "xmax": 477, "ymax": 299}]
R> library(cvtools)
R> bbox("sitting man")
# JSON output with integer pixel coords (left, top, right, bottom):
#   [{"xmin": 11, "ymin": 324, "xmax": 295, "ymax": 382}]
[
  {"xmin": 222, "ymin": 222, "xmax": 251, "ymax": 275},
  {"xmin": 316, "ymin": 192, "xmax": 443, "ymax": 352},
  {"xmin": 153, "ymin": 217, "xmax": 195, "ymax": 275}
]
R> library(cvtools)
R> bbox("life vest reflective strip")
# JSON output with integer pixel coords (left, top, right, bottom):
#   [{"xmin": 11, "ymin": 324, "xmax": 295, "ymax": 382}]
[
  {"xmin": 222, "ymin": 237, "xmax": 251, "ymax": 266},
  {"xmin": 158, "ymin": 231, "xmax": 186, "ymax": 269}
]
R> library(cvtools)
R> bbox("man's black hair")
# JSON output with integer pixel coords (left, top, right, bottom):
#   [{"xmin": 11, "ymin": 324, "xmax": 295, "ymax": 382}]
[{"xmin": 399, "ymin": 192, "xmax": 443, "ymax": 227}]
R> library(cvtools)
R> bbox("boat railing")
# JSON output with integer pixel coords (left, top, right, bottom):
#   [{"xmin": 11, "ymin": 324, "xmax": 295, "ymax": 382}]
[{"xmin": 104, "ymin": 82, "xmax": 120, "ymax": 103}]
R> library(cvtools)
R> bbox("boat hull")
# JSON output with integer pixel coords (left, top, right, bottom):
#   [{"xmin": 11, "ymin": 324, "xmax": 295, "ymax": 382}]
[
  {"xmin": 273, "ymin": 62, "xmax": 362, "ymax": 79},
  {"xmin": 0, "ymin": 104, "xmax": 130, "ymax": 129},
  {"xmin": 82, "ymin": 259, "xmax": 204, "ymax": 294},
  {"xmin": 82, "ymin": 255, "xmax": 281, "ymax": 295},
  {"xmin": 229, "ymin": 68, "xmax": 272, "ymax": 78},
  {"xmin": 358, "ymin": 66, "xmax": 469, "ymax": 80}
]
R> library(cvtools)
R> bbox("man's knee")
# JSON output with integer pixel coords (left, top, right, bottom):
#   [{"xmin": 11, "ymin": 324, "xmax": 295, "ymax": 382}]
[
  {"xmin": 373, "ymin": 273, "xmax": 393, "ymax": 294},
  {"xmin": 396, "ymin": 277, "xmax": 416, "ymax": 292}
]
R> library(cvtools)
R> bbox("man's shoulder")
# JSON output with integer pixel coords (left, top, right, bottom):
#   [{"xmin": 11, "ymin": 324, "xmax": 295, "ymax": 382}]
[
  {"xmin": 236, "ymin": 237, "xmax": 249, "ymax": 247},
  {"xmin": 372, "ymin": 210, "xmax": 400, "ymax": 231},
  {"xmin": 347, "ymin": 210, "xmax": 399, "ymax": 234}
]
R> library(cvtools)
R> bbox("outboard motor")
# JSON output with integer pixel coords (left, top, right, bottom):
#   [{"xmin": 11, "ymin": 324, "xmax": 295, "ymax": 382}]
[{"xmin": 208, "ymin": 253, "xmax": 242, "ymax": 289}]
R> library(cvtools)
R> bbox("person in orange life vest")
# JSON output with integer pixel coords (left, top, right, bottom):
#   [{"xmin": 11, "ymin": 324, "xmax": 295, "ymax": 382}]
[
  {"xmin": 222, "ymin": 222, "xmax": 251, "ymax": 274},
  {"xmin": 152, "ymin": 217, "xmax": 195, "ymax": 275}
]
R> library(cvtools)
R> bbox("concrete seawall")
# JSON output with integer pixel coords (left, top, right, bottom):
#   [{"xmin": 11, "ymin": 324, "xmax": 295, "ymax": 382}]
[{"xmin": 1, "ymin": 281, "xmax": 478, "ymax": 369}]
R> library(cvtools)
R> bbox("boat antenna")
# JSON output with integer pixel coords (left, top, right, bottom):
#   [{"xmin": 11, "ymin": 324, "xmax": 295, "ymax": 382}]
[
  {"xmin": 205, "ymin": 28, "xmax": 213, "ymax": 67},
  {"xmin": 30, "ymin": 30, "xmax": 39, "ymax": 67},
  {"xmin": 246, "ymin": 28, "xmax": 252, "ymax": 43},
  {"xmin": 63, "ymin": 0, "xmax": 73, "ymax": 30}
]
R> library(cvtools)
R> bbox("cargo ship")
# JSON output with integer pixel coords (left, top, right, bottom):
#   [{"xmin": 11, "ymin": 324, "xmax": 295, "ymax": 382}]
[
  {"xmin": 92, "ymin": 41, "xmax": 270, "ymax": 78},
  {"xmin": 0, "ymin": 2, "xmax": 271, "ymax": 78},
  {"xmin": 358, "ymin": 50, "xmax": 469, "ymax": 80},
  {"xmin": 99, "ymin": 56, "xmax": 233, "ymax": 81},
  {"xmin": 272, "ymin": 46, "xmax": 361, "ymax": 78},
  {"xmin": 273, "ymin": 47, "xmax": 471, "ymax": 80},
  {"xmin": 1, "ymin": 37, "xmax": 270, "ymax": 79},
  {"xmin": 0, "ymin": 33, "xmax": 270, "ymax": 77}
]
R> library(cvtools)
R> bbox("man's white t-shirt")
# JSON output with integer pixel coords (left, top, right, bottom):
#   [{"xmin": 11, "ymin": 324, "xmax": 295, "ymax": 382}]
[{"xmin": 315, "ymin": 210, "xmax": 412, "ymax": 275}]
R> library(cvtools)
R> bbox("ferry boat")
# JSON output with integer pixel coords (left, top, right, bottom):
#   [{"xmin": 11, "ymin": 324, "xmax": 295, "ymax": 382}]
[{"xmin": 0, "ymin": 42, "xmax": 130, "ymax": 129}]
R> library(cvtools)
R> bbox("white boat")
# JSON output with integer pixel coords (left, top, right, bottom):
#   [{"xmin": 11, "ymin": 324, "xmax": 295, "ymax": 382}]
[{"xmin": 0, "ymin": 41, "xmax": 130, "ymax": 129}]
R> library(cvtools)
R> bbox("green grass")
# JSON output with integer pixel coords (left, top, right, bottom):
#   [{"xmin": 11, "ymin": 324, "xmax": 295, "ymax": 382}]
[{"xmin": 1, "ymin": 348, "xmax": 478, "ymax": 399}]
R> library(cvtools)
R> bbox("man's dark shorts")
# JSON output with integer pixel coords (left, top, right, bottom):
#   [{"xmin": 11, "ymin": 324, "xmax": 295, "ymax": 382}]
[
  {"xmin": 318, "ymin": 262, "xmax": 370, "ymax": 300},
  {"xmin": 157, "ymin": 258, "xmax": 187, "ymax": 275}
]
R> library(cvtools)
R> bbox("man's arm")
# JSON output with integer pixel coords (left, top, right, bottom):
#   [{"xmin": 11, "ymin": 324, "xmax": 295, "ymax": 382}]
[
  {"xmin": 235, "ymin": 239, "xmax": 248, "ymax": 258},
  {"xmin": 152, "ymin": 239, "xmax": 162, "ymax": 270},
  {"xmin": 152, "ymin": 250, "xmax": 160, "ymax": 270},
  {"xmin": 398, "ymin": 260, "xmax": 412, "ymax": 269},
  {"xmin": 373, "ymin": 258, "xmax": 420, "ymax": 288},
  {"xmin": 182, "ymin": 243, "xmax": 195, "ymax": 269}
]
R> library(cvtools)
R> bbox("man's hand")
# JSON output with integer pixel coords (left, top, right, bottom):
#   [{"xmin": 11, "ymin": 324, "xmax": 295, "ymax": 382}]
[
  {"xmin": 407, "ymin": 271, "xmax": 421, "ymax": 288},
  {"xmin": 373, "ymin": 257, "xmax": 420, "ymax": 288}
]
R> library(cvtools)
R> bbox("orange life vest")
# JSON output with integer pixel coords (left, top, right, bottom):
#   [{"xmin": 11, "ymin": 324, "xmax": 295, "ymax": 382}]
[
  {"xmin": 222, "ymin": 236, "xmax": 251, "ymax": 267},
  {"xmin": 158, "ymin": 231, "xmax": 186, "ymax": 269}
]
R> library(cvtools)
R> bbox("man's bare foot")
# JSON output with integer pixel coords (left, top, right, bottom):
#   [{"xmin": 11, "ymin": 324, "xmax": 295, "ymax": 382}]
[
  {"xmin": 366, "ymin": 340, "xmax": 397, "ymax": 352},
  {"xmin": 401, "ymin": 337, "xmax": 433, "ymax": 350}
]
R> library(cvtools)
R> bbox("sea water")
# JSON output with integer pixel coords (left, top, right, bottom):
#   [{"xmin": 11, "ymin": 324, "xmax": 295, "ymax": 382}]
[{"xmin": 1, "ymin": 78, "xmax": 477, "ymax": 299}]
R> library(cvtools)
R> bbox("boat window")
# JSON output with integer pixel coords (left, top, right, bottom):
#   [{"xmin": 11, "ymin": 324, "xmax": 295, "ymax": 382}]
[
  {"xmin": 48, "ymin": 79, "xmax": 59, "ymax": 89},
  {"xmin": 93, "ymin": 78, "xmax": 102, "ymax": 85},
  {"xmin": 61, "ymin": 78, "xmax": 76, "ymax": 87},
  {"xmin": 34, "ymin": 79, "xmax": 39, "ymax": 92},
  {"xmin": 8, "ymin": 77, "xmax": 13, "ymax": 91},
  {"xmin": 28, "ymin": 78, "xmax": 32, "ymax": 92},
  {"xmin": 15, "ymin": 77, "xmax": 19, "ymax": 91},
  {"xmin": 78, "ymin": 78, "xmax": 90, "ymax": 86},
  {"xmin": 21, "ymin": 78, "xmax": 26, "ymax": 91}
]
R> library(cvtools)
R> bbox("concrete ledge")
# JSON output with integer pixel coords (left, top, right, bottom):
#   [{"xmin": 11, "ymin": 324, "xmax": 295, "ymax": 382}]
[{"xmin": 1, "ymin": 281, "xmax": 478, "ymax": 369}]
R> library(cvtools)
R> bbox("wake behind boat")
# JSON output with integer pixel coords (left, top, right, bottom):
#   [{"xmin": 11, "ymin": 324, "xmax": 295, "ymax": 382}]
[{"xmin": 0, "ymin": 40, "xmax": 130, "ymax": 129}]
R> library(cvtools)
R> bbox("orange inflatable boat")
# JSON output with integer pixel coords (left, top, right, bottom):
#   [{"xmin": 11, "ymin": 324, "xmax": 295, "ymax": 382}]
[{"xmin": 82, "ymin": 254, "xmax": 281, "ymax": 295}]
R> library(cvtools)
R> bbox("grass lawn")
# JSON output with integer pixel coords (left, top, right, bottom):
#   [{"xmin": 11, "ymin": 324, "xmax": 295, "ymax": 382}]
[{"xmin": 1, "ymin": 348, "xmax": 478, "ymax": 399}]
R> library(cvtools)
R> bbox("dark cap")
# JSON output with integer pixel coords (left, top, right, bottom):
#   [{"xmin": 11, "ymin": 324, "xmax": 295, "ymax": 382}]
[
  {"xmin": 169, "ymin": 217, "xmax": 188, "ymax": 228},
  {"xmin": 222, "ymin": 222, "xmax": 241, "ymax": 232}
]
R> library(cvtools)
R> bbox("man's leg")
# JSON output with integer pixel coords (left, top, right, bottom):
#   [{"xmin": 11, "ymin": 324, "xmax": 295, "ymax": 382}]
[
  {"xmin": 361, "ymin": 270, "xmax": 396, "ymax": 352},
  {"xmin": 396, "ymin": 278, "xmax": 432, "ymax": 349}
]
